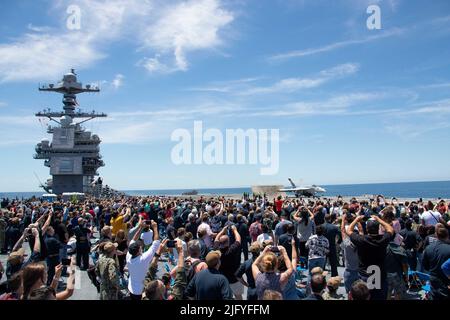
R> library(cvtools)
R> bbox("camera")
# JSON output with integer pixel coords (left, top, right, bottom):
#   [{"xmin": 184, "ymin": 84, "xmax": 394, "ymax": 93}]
[{"xmin": 167, "ymin": 240, "xmax": 176, "ymax": 248}]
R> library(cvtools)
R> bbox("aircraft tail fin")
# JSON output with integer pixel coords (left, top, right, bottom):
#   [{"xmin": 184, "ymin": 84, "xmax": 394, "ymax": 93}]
[{"xmin": 288, "ymin": 178, "xmax": 296, "ymax": 188}]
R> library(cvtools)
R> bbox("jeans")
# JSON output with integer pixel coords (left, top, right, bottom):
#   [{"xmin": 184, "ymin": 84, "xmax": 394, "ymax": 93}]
[
  {"xmin": 76, "ymin": 245, "xmax": 90, "ymax": 270},
  {"xmin": 299, "ymin": 241, "xmax": 309, "ymax": 263},
  {"xmin": 417, "ymin": 251, "xmax": 425, "ymax": 273},
  {"xmin": 344, "ymin": 269, "xmax": 359, "ymax": 293},
  {"xmin": 406, "ymin": 249, "xmax": 418, "ymax": 271},
  {"xmin": 328, "ymin": 247, "xmax": 338, "ymax": 276},
  {"xmin": 308, "ymin": 257, "xmax": 326, "ymax": 274},
  {"xmin": 242, "ymin": 239, "xmax": 249, "ymax": 261},
  {"xmin": 59, "ymin": 243, "xmax": 69, "ymax": 275},
  {"xmin": 46, "ymin": 256, "xmax": 60, "ymax": 286}
]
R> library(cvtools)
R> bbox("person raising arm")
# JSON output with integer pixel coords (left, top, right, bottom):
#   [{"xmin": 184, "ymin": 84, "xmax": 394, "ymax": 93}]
[
  {"xmin": 251, "ymin": 245, "xmax": 293, "ymax": 288},
  {"xmin": 55, "ymin": 256, "xmax": 76, "ymax": 300}
]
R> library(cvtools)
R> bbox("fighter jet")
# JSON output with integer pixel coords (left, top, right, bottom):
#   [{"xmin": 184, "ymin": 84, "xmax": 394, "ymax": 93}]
[{"xmin": 279, "ymin": 178, "xmax": 326, "ymax": 198}]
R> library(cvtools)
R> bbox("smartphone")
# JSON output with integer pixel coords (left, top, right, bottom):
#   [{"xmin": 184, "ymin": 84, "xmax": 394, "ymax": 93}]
[
  {"xmin": 167, "ymin": 240, "xmax": 176, "ymax": 248},
  {"xmin": 270, "ymin": 246, "xmax": 279, "ymax": 253},
  {"xmin": 145, "ymin": 220, "xmax": 152, "ymax": 225},
  {"xmin": 61, "ymin": 258, "xmax": 71, "ymax": 266}
]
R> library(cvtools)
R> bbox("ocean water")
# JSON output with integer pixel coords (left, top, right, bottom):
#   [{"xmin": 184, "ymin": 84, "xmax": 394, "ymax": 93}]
[{"xmin": 1, "ymin": 180, "xmax": 450, "ymax": 200}]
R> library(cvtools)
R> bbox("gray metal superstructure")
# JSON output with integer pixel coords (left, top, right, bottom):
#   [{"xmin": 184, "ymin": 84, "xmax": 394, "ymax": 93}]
[{"xmin": 34, "ymin": 70, "xmax": 107, "ymax": 195}]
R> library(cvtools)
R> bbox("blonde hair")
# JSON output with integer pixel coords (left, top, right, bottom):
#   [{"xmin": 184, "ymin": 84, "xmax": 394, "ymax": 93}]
[{"xmin": 260, "ymin": 252, "xmax": 278, "ymax": 273}]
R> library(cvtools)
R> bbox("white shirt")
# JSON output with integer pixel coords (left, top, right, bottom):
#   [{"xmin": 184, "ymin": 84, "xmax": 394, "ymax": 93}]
[
  {"xmin": 126, "ymin": 239, "xmax": 161, "ymax": 295},
  {"xmin": 172, "ymin": 238, "xmax": 187, "ymax": 261},
  {"xmin": 140, "ymin": 230, "xmax": 154, "ymax": 246},
  {"xmin": 198, "ymin": 222, "xmax": 213, "ymax": 247},
  {"xmin": 420, "ymin": 210, "xmax": 442, "ymax": 226},
  {"xmin": 330, "ymin": 206, "xmax": 342, "ymax": 216},
  {"xmin": 257, "ymin": 233, "xmax": 272, "ymax": 244}
]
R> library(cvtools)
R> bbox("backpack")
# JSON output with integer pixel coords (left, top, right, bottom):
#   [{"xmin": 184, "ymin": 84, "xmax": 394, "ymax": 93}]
[{"xmin": 185, "ymin": 259, "xmax": 202, "ymax": 284}]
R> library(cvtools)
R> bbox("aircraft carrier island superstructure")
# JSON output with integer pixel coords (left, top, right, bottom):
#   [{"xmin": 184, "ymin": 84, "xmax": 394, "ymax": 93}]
[{"xmin": 34, "ymin": 69, "xmax": 107, "ymax": 195}]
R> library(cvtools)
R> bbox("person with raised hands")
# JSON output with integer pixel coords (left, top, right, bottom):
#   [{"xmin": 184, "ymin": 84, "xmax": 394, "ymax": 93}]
[
  {"xmin": 252, "ymin": 244, "xmax": 294, "ymax": 300},
  {"xmin": 346, "ymin": 214, "xmax": 394, "ymax": 300},
  {"xmin": 126, "ymin": 218, "xmax": 160, "ymax": 300}
]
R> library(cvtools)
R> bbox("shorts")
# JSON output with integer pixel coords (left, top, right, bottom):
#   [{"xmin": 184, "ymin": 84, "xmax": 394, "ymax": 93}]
[
  {"xmin": 230, "ymin": 281, "xmax": 245, "ymax": 297},
  {"xmin": 387, "ymin": 273, "xmax": 406, "ymax": 297}
]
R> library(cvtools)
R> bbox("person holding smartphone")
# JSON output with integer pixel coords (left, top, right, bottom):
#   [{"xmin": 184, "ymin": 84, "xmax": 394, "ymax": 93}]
[
  {"xmin": 214, "ymin": 225, "xmax": 243, "ymax": 299},
  {"xmin": 252, "ymin": 245, "xmax": 294, "ymax": 300},
  {"xmin": 126, "ymin": 219, "xmax": 160, "ymax": 300}
]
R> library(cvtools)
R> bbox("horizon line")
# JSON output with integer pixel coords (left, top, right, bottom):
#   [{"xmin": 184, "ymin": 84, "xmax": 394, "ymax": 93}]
[{"xmin": 2, "ymin": 179, "xmax": 450, "ymax": 194}]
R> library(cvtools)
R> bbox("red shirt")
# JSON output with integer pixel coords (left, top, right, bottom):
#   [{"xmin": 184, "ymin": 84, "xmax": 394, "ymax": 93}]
[
  {"xmin": 275, "ymin": 199, "xmax": 284, "ymax": 212},
  {"xmin": 138, "ymin": 212, "xmax": 148, "ymax": 220}
]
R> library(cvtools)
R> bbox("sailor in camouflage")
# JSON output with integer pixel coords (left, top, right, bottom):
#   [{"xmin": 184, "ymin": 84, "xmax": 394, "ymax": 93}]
[{"xmin": 96, "ymin": 242, "xmax": 120, "ymax": 300}]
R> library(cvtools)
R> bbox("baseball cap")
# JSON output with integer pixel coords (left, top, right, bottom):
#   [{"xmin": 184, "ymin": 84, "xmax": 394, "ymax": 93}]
[{"xmin": 103, "ymin": 242, "xmax": 118, "ymax": 254}]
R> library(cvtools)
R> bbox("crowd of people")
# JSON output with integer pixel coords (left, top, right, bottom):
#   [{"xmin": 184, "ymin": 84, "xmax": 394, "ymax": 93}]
[{"xmin": 0, "ymin": 194, "xmax": 449, "ymax": 301}]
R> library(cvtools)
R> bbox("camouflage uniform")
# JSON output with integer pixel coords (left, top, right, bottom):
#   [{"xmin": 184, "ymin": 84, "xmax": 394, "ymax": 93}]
[
  {"xmin": 96, "ymin": 254, "xmax": 120, "ymax": 300},
  {"xmin": 322, "ymin": 291, "xmax": 345, "ymax": 300}
]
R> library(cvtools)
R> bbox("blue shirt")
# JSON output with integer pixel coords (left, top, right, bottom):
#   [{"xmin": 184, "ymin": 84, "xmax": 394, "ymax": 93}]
[
  {"xmin": 185, "ymin": 268, "xmax": 233, "ymax": 300},
  {"xmin": 275, "ymin": 219, "xmax": 293, "ymax": 239},
  {"xmin": 442, "ymin": 258, "xmax": 450, "ymax": 278}
]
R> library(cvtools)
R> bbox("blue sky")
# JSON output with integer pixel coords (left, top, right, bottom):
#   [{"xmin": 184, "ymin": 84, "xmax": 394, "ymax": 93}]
[{"xmin": 1, "ymin": 0, "xmax": 450, "ymax": 192}]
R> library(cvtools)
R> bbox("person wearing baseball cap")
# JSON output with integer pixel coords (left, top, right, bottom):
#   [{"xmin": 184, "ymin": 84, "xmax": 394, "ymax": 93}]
[
  {"xmin": 96, "ymin": 242, "xmax": 120, "ymax": 300},
  {"xmin": 345, "ymin": 214, "xmax": 394, "ymax": 300}
]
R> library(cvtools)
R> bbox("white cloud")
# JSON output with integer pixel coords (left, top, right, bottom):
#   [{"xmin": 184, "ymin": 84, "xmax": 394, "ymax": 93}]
[
  {"xmin": 249, "ymin": 92, "xmax": 385, "ymax": 116},
  {"xmin": 111, "ymin": 74, "xmax": 124, "ymax": 89},
  {"xmin": 240, "ymin": 63, "xmax": 359, "ymax": 95},
  {"xmin": 269, "ymin": 28, "xmax": 404, "ymax": 61},
  {"xmin": 141, "ymin": 0, "xmax": 234, "ymax": 72},
  {"xmin": 385, "ymin": 122, "xmax": 450, "ymax": 139},
  {"xmin": 0, "ymin": 33, "xmax": 104, "ymax": 82},
  {"xmin": 186, "ymin": 77, "xmax": 263, "ymax": 93},
  {"xmin": 0, "ymin": 0, "xmax": 234, "ymax": 82},
  {"xmin": 0, "ymin": 101, "xmax": 7, "ymax": 107},
  {"xmin": 27, "ymin": 24, "xmax": 52, "ymax": 32},
  {"xmin": 138, "ymin": 56, "xmax": 177, "ymax": 74}
]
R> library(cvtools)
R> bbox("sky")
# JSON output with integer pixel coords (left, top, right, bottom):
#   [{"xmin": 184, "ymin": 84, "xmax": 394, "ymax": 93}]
[{"xmin": 1, "ymin": 0, "xmax": 450, "ymax": 192}]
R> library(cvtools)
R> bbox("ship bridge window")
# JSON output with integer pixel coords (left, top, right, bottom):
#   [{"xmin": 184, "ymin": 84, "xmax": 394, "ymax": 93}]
[{"xmin": 60, "ymin": 159, "xmax": 74, "ymax": 173}]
